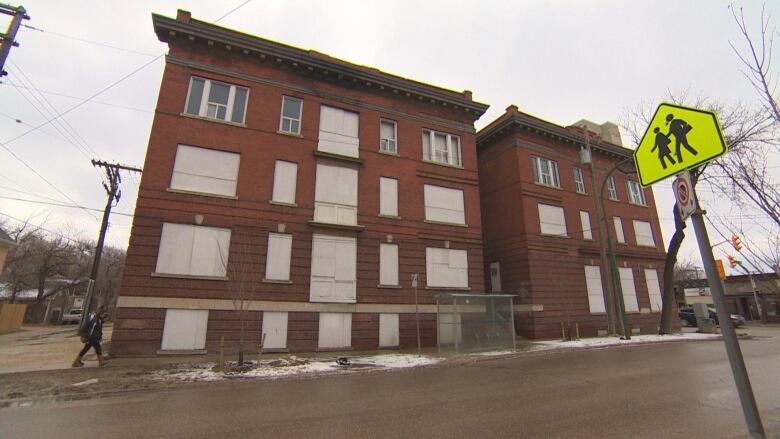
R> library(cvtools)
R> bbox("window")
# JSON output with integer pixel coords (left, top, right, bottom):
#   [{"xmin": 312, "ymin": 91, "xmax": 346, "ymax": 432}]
[
  {"xmin": 573, "ymin": 167, "xmax": 586, "ymax": 193},
  {"xmin": 314, "ymin": 164, "xmax": 358, "ymax": 225},
  {"xmin": 426, "ymin": 248, "xmax": 468, "ymax": 288},
  {"xmin": 170, "ymin": 145, "xmax": 240, "ymax": 197},
  {"xmin": 532, "ymin": 157, "xmax": 561, "ymax": 188},
  {"xmin": 633, "ymin": 220, "xmax": 655, "ymax": 247},
  {"xmin": 627, "ymin": 181, "xmax": 647, "ymax": 205},
  {"xmin": 310, "ymin": 234, "xmax": 357, "ymax": 303},
  {"xmin": 618, "ymin": 267, "xmax": 639, "ymax": 312},
  {"xmin": 184, "ymin": 77, "xmax": 248, "ymax": 124},
  {"xmin": 265, "ymin": 233, "xmax": 292, "ymax": 281},
  {"xmin": 161, "ymin": 309, "xmax": 209, "ymax": 350},
  {"xmin": 379, "ymin": 177, "xmax": 398, "ymax": 217},
  {"xmin": 318, "ymin": 313, "xmax": 352, "ymax": 349},
  {"xmin": 271, "ymin": 160, "xmax": 298, "ymax": 204},
  {"xmin": 379, "ymin": 243, "xmax": 399, "ymax": 286},
  {"xmin": 380, "ymin": 119, "xmax": 397, "ymax": 154},
  {"xmin": 261, "ymin": 312, "xmax": 288, "ymax": 350},
  {"xmin": 644, "ymin": 269, "xmax": 662, "ymax": 312},
  {"xmin": 424, "ymin": 184, "xmax": 465, "ymax": 225},
  {"xmin": 584, "ymin": 266, "xmax": 606, "ymax": 313},
  {"xmin": 607, "ymin": 176, "xmax": 618, "ymax": 200},
  {"xmin": 580, "ymin": 211, "xmax": 593, "ymax": 240},
  {"xmin": 155, "ymin": 223, "xmax": 231, "ymax": 277},
  {"xmin": 613, "ymin": 217, "xmax": 625, "ymax": 244},
  {"xmin": 538, "ymin": 204, "xmax": 567, "ymax": 236},
  {"xmin": 318, "ymin": 105, "xmax": 359, "ymax": 158},
  {"xmin": 379, "ymin": 313, "xmax": 399, "ymax": 347},
  {"xmin": 422, "ymin": 129, "xmax": 461, "ymax": 167},
  {"xmin": 279, "ymin": 96, "xmax": 302, "ymax": 134}
]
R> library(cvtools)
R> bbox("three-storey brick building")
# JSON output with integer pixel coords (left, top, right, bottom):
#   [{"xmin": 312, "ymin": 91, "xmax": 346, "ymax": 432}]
[
  {"xmin": 477, "ymin": 106, "xmax": 667, "ymax": 339},
  {"xmin": 111, "ymin": 10, "xmax": 489, "ymax": 355}
]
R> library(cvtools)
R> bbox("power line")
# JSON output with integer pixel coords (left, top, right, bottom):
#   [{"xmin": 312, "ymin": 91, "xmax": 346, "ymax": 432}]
[
  {"xmin": 21, "ymin": 24, "xmax": 159, "ymax": 58},
  {"xmin": 0, "ymin": 211, "xmax": 86, "ymax": 245},
  {"xmin": 214, "ymin": 0, "xmax": 253, "ymax": 23},
  {"xmin": 0, "ymin": 82, "xmax": 153, "ymax": 113},
  {"xmin": 0, "ymin": 195, "xmax": 134, "ymax": 217}
]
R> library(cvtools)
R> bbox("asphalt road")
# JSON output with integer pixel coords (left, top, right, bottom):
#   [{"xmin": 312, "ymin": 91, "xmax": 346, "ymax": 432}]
[{"xmin": 1, "ymin": 328, "xmax": 778, "ymax": 438}]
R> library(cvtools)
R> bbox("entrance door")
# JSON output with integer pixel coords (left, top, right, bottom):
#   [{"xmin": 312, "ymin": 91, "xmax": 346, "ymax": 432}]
[{"xmin": 490, "ymin": 262, "xmax": 502, "ymax": 293}]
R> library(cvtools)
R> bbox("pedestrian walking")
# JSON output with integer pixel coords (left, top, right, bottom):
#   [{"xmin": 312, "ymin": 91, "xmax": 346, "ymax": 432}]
[
  {"xmin": 72, "ymin": 305, "xmax": 109, "ymax": 367},
  {"xmin": 665, "ymin": 113, "xmax": 698, "ymax": 163},
  {"xmin": 650, "ymin": 127, "xmax": 676, "ymax": 169}
]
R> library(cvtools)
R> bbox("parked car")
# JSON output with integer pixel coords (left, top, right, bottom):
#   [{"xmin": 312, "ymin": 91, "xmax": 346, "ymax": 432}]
[
  {"xmin": 61, "ymin": 308, "xmax": 82, "ymax": 324},
  {"xmin": 678, "ymin": 306, "xmax": 745, "ymax": 327}
]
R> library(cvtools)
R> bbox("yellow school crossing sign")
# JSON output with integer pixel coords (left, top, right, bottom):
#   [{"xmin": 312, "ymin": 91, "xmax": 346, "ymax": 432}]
[{"xmin": 634, "ymin": 103, "xmax": 728, "ymax": 186}]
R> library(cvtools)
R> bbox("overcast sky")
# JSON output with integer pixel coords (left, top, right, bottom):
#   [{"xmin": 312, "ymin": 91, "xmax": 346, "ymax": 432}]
[{"xmin": 0, "ymin": 0, "xmax": 777, "ymax": 274}]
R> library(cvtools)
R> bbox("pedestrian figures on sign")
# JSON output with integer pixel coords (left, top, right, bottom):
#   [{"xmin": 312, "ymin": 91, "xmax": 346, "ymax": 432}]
[
  {"xmin": 650, "ymin": 127, "xmax": 676, "ymax": 169},
  {"xmin": 72, "ymin": 305, "xmax": 109, "ymax": 367},
  {"xmin": 665, "ymin": 114, "xmax": 699, "ymax": 163}
]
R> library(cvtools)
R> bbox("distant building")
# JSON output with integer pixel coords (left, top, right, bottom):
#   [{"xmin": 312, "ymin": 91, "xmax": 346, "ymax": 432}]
[
  {"xmin": 476, "ymin": 105, "xmax": 668, "ymax": 338},
  {"xmin": 0, "ymin": 227, "xmax": 15, "ymax": 272},
  {"xmin": 111, "ymin": 11, "xmax": 489, "ymax": 355},
  {"xmin": 674, "ymin": 278, "xmax": 714, "ymax": 307}
]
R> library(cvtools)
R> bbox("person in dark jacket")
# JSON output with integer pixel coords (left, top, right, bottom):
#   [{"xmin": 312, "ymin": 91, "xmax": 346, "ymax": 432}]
[{"xmin": 72, "ymin": 305, "xmax": 108, "ymax": 367}]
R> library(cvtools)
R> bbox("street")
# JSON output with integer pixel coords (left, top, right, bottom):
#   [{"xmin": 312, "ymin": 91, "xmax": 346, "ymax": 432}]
[{"xmin": 1, "ymin": 327, "xmax": 778, "ymax": 438}]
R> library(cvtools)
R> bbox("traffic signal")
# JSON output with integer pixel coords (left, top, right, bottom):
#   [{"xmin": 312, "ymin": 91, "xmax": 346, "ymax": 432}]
[
  {"xmin": 728, "ymin": 255, "xmax": 737, "ymax": 268},
  {"xmin": 730, "ymin": 234, "xmax": 743, "ymax": 252}
]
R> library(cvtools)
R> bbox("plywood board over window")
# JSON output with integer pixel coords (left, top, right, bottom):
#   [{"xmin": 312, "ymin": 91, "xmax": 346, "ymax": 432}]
[
  {"xmin": 379, "ymin": 313, "xmax": 399, "ymax": 348},
  {"xmin": 318, "ymin": 105, "xmax": 359, "ymax": 158},
  {"xmin": 314, "ymin": 164, "xmax": 358, "ymax": 225},
  {"xmin": 379, "ymin": 177, "xmax": 398, "ymax": 217},
  {"xmin": 155, "ymin": 223, "xmax": 231, "ymax": 277},
  {"xmin": 271, "ymin": 161, "xmax": 298, "ymax": 204},
  {"xmin": 426, "ymin": 248, "xmax": 468, "ymax": 288},
  {"xmin": 584, "ymin": 265, "xmax": 606, "ymax": 313},
  {"xmin": 538, "ymin": 204, "xmax": 567, "ymax": 237},
  {"xmin": 633, "ymin": 220, "xmax": 655, "ymax": 247},
  {"xmin": 424, "ymin": 185, "xmax": 465, "ymax": 225},
  {"xmin": 161, "ymin": 309, "xmax": 209, "ymax": 351},
  {"xmin": 644, "ymin": 269, "xmax": 663, "ymax": 312},
  {"xmin": 618, "ymin": 267, "xmax": 639, "ymax": 312},
  {"xmin": 170, "ymin": 145, "xmax": 240, "ymax": 197},
  {"xmin": 379, "ymin": 243, "xmax": 399, "ymax": 286},
  {"xmin": 261, "ymin": 311, "xmax": 288, "ymax": 350},
  {"xmin": 318, "ymin": 313, "xmax": 352, "ymax": 349},
  {"xmin": 310, "ymin": 234, "xmax": 357, "ymax": 303},
  {"xmin": 265, "ymin": 233, "xmax": 292, "ymax": 281}
]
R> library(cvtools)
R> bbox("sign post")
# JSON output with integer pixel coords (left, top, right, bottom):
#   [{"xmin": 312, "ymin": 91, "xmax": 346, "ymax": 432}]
[
  {"xmin": 411, "ymin": 273, "xmax": 421, "ymax": 356},
  {"xmin": 634, "ymin": 103, "xmax": 764, "ymax": 438}
]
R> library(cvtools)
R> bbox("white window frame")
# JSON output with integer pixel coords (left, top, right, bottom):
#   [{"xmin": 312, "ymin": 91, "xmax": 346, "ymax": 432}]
[
  {"xmin": 169, "ymin": 144, "xmax": 240, "ymax": 197},
  {"xmin": 314, "ymin": 164, "xmax": 358, "ymax": 226},
  {"xmin": 264, "ymin": 233, "xmax": 292, "ymax": 281},
  {"xmin": 155, "ymin": 223, "xmax": 231, "ymax": 277},
  {"xmin": 618, "ymin": 267, "xmax": 639, "ymax": 312},
  {"xmin": 422, "ymin": 129, "xmax": 461, "ymax": 167},
  {"xmin": 379, "ymin": 177, "xmax": 398, "ymax": 217},
  {"xmin": 627, "ymin": 180, "xmax": 647, "ymax": 206},
  {"xmin": 271, "ymin": 160, "xmax": 298, "ymax": 205},
  {"xmin": 607, "ymin": 176, "xmax": 618, "ymax": 200},
  {"xmin": 613, "ymin": 217, "xmax": 625, "ymax": 244},
  {"xmin": 424, "ymin": 184, "xmax": 466, "ymax": 225},
  {"xmin": 580, "ymin": 210, "xmax": 593, "ymax": 240},
  {"xmin": 279, "ymin": 96, "xmax": 303, "ymax": 135},
  {"xmin": 584, "ymin": 265, "xmax": 606, "ymax": 314},
  {"xmin": 380, "ymin": 119, "xmax": 397, "ymax": 154},
  {"xmin": 379, "ymin": 243, "xmax": 399, "ymax": 286},
  {"xmin": 310, "ymin": 234, "xmax": 357, "ymax": 303},
  {"xmin": 184, "ymin": 77, "xmax": 248, "ymax": 124},
  {"xmin": 532, "ymin": 156, "xmax": 561, "ymax": 188},
  {"xmin": 425, "ymin": 247, "xmax": 468, "ymax": 288},
  {"xmin": 573, "ymin": 167, "xmax": 586, "ymax": 193},
  {"xmin": 644, "ymin": 269, "xmax": 663, "ymax": 312},
  {"xmin": 538, "ymin": 203, "xmax": 567, "ymax": 237},
  {"xmin": 633, "ymin": 220, "xmax": 655, "ymax": 247}
]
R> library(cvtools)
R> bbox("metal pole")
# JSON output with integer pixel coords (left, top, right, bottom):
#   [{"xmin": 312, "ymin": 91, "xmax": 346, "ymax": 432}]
[
  {"xmin": 0, "ymin": 4, "xmax": 28, "ymax": 77},
  {"xmin": 414, "ymin": 281, "xmax": 421, "ymax": 356},
  {"xmin": 509, "ymin": 298, "xmax": 516, "ymax": 351},
  {"xmin": 691, "ymin": 209, "xmax": 765, "ymax": 438}
]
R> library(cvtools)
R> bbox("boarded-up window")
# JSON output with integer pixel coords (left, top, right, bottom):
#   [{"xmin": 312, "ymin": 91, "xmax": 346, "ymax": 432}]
[
  {"xmin": 170, "ymin": 145, "xmax": 240, "ymax": 197},
  {"xmin": 155, "ymin": 223, "xmax": 231, "ymax": 277},
  {"xmin": 314, "ymin": 164, "xmax": 358, "ymax": 225},
  {"xmin": 379, "ymin": 313, "xmax": 399, "ymax": 347},
  {"xmin": 318, "ymin": 313, "xmax": 352, "ymax": 349},
  {"xmin": 261, "ymin": 311, "xmax": 288, "ymax": 350},
  {"xmin": 310, "ymin": 235, "xmax": 357, "ymax": 303},
  {"xmin": 633, "ymin": 220, "xmax": 655, "ymax": 247},
  {"xmin": 614, "ymin": 217, "xmax": 625, "ymax": 243},
  {"xmin": 618, "ymin": 267, "xmax": 639, "ymax": 312},
  {"xmin": 424, "ymin": 184, "xmax": 465, "ymax": 224},
  {"xmin": 379, "ymin": 243, "xmax": 399, "ymax": 286},
  {"xmin": 318, "ymin": 105, "xmax": 359, "ymax": 157},
  {"xmin": 161, "ymin": 309, "xmax": 209, "ymax": 350},
  {"xmin": 645, "ymin": 269, "xmax": 663, "ymax": 312},
  {"xmin": 584, "ymin": 265, "xmax": 606, "ymax": 313},
  {"xmin": 380, "ymin": 177, "xmax": 398, "ymax": 217},
  {"xmin": 265, "ymin": 233, "xmax": 292, "ymax": 281},
  {"xmin": 271, "ymin": 161, "xmax": 298, "ymax": 204},
  {"xmin": 580, "ymin": 210, "xmax": 593, "ymax": 240},
  {"xmin": 538, "ymin": 204, "xmax": 567, "ymax": 236},
  {"xmin": 426, "ymin": 248, "xmax": 468, "ymax": 288}
]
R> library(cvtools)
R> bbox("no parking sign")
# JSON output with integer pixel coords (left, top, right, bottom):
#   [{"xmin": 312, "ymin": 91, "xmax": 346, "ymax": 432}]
[{"xmin": 673, "ymin": 171, "xmax": 696, "ymax": 221}]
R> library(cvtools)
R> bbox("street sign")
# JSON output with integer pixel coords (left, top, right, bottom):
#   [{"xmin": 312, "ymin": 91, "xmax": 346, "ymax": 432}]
[
  {"xmin": 673, "ymin": 171, "xmax": 697, "ymax": 221},
  {"xmin": 634, "ymin": 103, "xmax": 728, "ymax": 186}
]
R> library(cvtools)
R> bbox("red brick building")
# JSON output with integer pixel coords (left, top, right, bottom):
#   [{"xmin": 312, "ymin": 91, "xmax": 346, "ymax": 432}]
[
  {"xmin": 476, "ymin": 106, "xmax": 667, "ymax": 339},
  {"xmin": 111, "ymin": 11, "xmax": 489, "ymax": 355}
]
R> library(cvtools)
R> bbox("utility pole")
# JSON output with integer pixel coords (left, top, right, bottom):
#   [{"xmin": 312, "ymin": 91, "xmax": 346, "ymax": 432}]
[
  {"xmin": 0, "ymin": 3, "xmax": 28, "ymax": 77},
  {"xmin": 78, "ymin": 160, "xmax": 142, "ymax": 335}
]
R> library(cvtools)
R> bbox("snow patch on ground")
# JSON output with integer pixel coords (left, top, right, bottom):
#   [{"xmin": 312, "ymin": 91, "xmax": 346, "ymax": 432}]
[
  {"xmin": 151, "ymin": 354, "xmax": 443, "ymax": 383},
  {"xmin": 530, "ymin": 332, "xmax": 721, "ymax": 351}
]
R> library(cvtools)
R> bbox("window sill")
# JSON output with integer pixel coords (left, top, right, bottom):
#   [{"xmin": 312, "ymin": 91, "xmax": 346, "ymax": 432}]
[
  {"xmin": 179, "ymin": 112, "xmax": 247, "ymax": 128},
  {"xmin": 637, "ymin": 244, "xmax": 657, "ymax": 248},
  {"xmin": 533, "ymin": 182, "xmax": 563, "ymax": 191},
  {"xmin": 378, "ymin": 150, "xmax": 399, "ymax": 157},
  {"xmin": 309, "ymin": 297, "xmax": 357, "ymax": 304},
  {"xmin": 378, "ymin": 284, "xmax": 402, "ymax": 289},
  {"xmin": 269, "ymin": 200, "xmax": 298, "ymax": 207},
  {"xmin": 607, "ymin": 198, "xmax": 619, "ymax": 202},
  {"xmin": 540, "ymin": 233, "xmax": 571, "ymax": 239},
  {"xmin": 307, "ymin": 221, "xmax": 365, "ymax": 232},
  {"xmin": 423, "ymin": 219, "xmax": 468, "ymax": 228},
  {"xmin": 421, "ymin": 159, "xmax": 464, "ymax": 170},
  {"xmin": 151, "ymin": 272, "xmax": 229, "ymax": 281},
  {"xmin": 262, "ymin": 278, "xmax": 292, "ymax": 284},
  {"xmin": 628, "ymin": 202, "xmax": 648, "ymax": 208},
  {"xmin": 276, "ymin": 130, "xmax": 303, "ymax": 138},
  {"xmin": 575, "ymin": 191, "xmax": 588, "ymax": 196},
  {"xmin": 313, "ymin": 149, "xmax": 364, "ymax": 164},
  {"xmin": 425, "ymin": 286, "xmax": 471, "ymax": 291},
  {"xmin": 378, "ymin": 214, "xmax": 402, "ymax": 220},
  {"xmin": 166, "ymin": 187, "xmax": 238, "ymax": 200}
]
